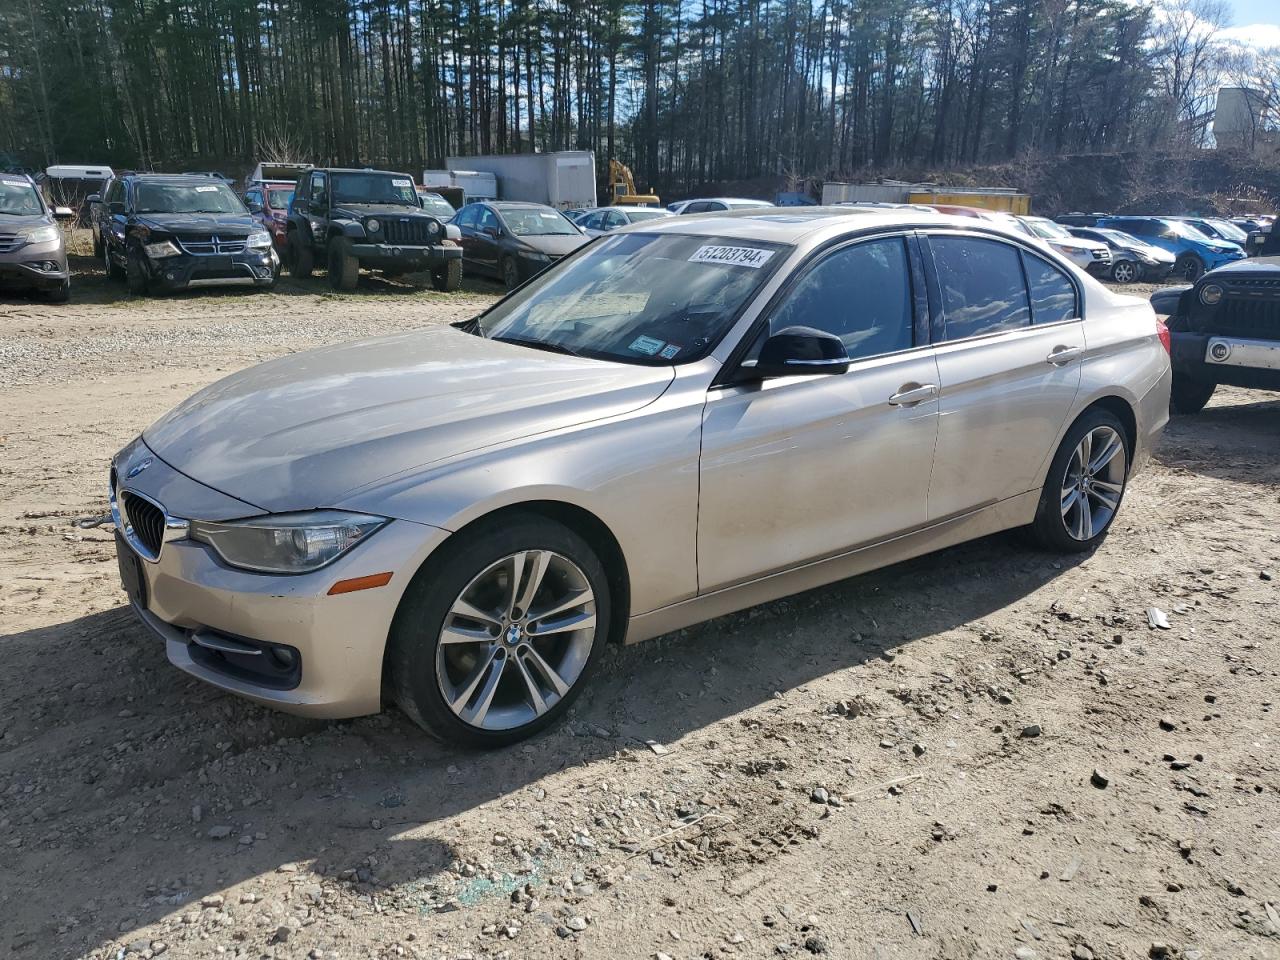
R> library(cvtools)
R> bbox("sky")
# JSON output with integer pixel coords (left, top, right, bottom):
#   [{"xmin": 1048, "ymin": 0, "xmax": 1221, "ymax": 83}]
[{"xmin": 1223, "ymin": 0, "xmax": 1280, "ymax": 48}]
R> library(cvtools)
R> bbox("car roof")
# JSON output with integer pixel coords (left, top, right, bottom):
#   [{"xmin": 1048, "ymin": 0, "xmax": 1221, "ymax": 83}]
[
  {"xmin": 124, "ymin": 173, "xmax": 234, "ymax": 184},
  {"xmin": 630, "ymin": 206, "xmax": 989, "ymax": 244},
  {"xmin": 315, "ymin": 168, "xmax": 413, "ymax": 177},
  {"xmin": 490, "ymin": 201, "xmax": 557, "ymax": 210}
]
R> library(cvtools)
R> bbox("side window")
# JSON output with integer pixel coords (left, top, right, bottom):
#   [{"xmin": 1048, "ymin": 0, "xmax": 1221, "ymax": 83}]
[
  {"xmin": 930, "ymin": 236, "xmax": 1031, "ymax": 340},
  {"xmin": 685, "ymin": 201, "xmax": 711, "ymax": 214},
  {"xmin": 605, "ymin": 211, "xmax": 626, "ymax": 229},
  {"xmin": 310, "ymin": 172, "xmax": 327, "ymax": 203},
  {"xmin": 106, "ymin": 180, "xmax": 123, "ymax": 204},
  {"xmin": 246, "ymin": 190, "xmax": 261, "ymax": 207},
  {"xmin": 1021, "ymin": 251, "xmax": 1078, "ymax": 324},
  {"xmin": 478, "ymin": 207, "xmax": 499, "ymax": 231},
  {"xmin": 709, "ymin": 202, "xmax": 728, "ymax": 211},
  {"xmin": 1126, "ymin": 220, "xmax": 1152, "ymax": 236},
  {"xmin": 583, "ymin": 212, "xmax": 604, "ymax": 230},
  {"xmin": 769, "ymin": 236, "xmax": 914, "ymax": 361}
]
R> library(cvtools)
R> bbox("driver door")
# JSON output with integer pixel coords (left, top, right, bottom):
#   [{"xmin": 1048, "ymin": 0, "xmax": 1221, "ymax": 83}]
[{"xmin": 697, "ymin": 234, "xmax": 940, "ymax": 592}]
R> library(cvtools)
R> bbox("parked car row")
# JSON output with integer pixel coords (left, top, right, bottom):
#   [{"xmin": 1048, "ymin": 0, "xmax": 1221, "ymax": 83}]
[{"xmin": 1056, "ymin": 212, "xmax": 1253, "ymax": 280}]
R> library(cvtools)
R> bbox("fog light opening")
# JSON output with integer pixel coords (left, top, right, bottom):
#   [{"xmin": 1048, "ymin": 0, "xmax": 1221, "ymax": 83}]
[
  {"xmin": 1209, "ymin": 342, "xmax": 1230, "ymax": 361},
  {"xmin": 269, "ymin": 647, "xmax": 297, "ymax": 670}
]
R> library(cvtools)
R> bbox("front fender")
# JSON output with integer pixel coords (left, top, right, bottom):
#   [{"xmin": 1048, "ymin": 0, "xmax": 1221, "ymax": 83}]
[{"xmin": 335, "ymin": 220, "xmax": 367, "ymax": 240}]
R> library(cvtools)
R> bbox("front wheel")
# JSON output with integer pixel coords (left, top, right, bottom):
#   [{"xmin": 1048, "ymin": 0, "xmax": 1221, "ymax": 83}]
[
  {"xmin": 328, "ymin": 237, "xmax": 359, "ymax": 291},
  {"xmin": 44, "ymin": 279, "xmax": 71, "ymax": 303},
  {"xmin": 1170, "ymin": 374, "xmax": 1216, "ymax": 415},
  {"xmin": 1030, "ymin": 409, "xmax": 1130, "ymax": 553},
  {"xmin": 287, "ymin": 231, "xmax": 314, "ymax": 279},
  {"xmin": 1110, "ymin": 260, "xmax": 1138, "ymax": 284},
  {"xmin": 501, "ymin": 256, "xmax": 520, "ymax": 290},
  {"xmin": 125, "ymin": 247, "xmax": 149, "ymax": 295},
  {"xmin": 386, "ymin": 515, "xmax": 610, "ymax": 747},
  {"xmin": 103, "ymin": 243, "xmax": 124, "ymax": 281},
  {"xmin": 1175, "ymin": 254, "xmax": 1205, "ymax": 282},
  {"xmin": 433, "ymin": 258, "xmax": 462, "ymax": 292}
]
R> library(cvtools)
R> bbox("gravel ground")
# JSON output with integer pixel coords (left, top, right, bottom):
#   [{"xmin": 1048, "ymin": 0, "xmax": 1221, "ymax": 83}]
[{"xmin": 1, "ymin": 247, "xmax": 1278, "ymax": 960}]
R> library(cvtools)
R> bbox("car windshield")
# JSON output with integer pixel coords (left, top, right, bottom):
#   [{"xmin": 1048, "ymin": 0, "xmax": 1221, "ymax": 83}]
[
  {"xmin": 625, "ymin": 209, "xmax": 670, "ymax": 222},
  {"xmin": 0, "ymin": 178, "xmax": 43, "ymax": 216},
  {"xmin": 331, "ymin": 173, "xmax": 418, "ymax": 206},
  {"xmin": 135, "ymin": 181, "xmax": 245, "ymax": 214},
  {"xmin": 1095, "ymin": 228, "xmax": 1137, "ymax": 246},
  {"xmin": 267, "ymin": 188, "xmax": 294, "ymax": 209},
  {"xmin": 1206, "ymin": 218, "xmax": 1247, "ymax": 241},
  {"xmin": 477, "ymin": 231, "xmax": 787, "ymax": 364},
  {"xmin": 501, "ymin": 207, "xmax": 581, "ymax": 236},
  {"xmin": 1166, "ymin": 220, "xmax": 1214, "ymax": 242},
  {"xmin": 1024, "ymin": 219, "xmax": 1072, "ymax": 240},
  {"xmin": 419, "ymin": 195, "xmax": 456, "ymax": 218}
]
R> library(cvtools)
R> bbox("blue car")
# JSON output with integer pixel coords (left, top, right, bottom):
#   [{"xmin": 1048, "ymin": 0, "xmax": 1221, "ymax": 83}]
[{"xmin": 1096, "ymin": 216, "xmax": 1245, "ymax": 281}]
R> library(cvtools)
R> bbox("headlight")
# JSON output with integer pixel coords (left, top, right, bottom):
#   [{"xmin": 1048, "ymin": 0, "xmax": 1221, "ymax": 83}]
[
  {"xmin": 189, "ymin": 510, "xmax": 388, "ymax": 574},
  {"xmin": 1050, "ymin": 243, "xmax": 1075, "ymax": 256},
  {"xmin": 246, "ymin": 230, "xmax": 272, "ymax": 248},
  {"xmin": 366, "ymin": 219, "xmax": 380, "ymax": 233},
  {"xmin": 1199, "ymin": 284, "xmax": 1224, "ymax": 306},
  {"xmin": 143, "ymin": 240, "xmax": 181, "ymax": 259},
  {"xmin": 525, "ymin": 250, "xmax": 551, "ymax": 262},
  {"xmin": 1136, "ymin": 252, "xmax": 1157, "ymax": 264},
  {"xmin": 21, "ymin": 224, "xmax": 60, "ymax": 244}
]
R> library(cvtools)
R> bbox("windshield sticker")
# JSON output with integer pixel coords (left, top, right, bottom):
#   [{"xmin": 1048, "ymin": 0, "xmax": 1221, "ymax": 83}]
[
  {"xmin": 392, "ymin": 178, "xmax": 413, "ymax": 187},
  {"xmin": 0, "ymin": 176, "xmax": 29, "ymax": 186},
  {"xmin": 628, "ymin": 335, "xmax": 666, "ymax": 356},
  {"xmin": 195, "ymin": 185, "xmax": 218, "ymax": 192},
  {"xmin": 689, "ymin": 245, "xmax": 775, "ymax": 268},
  {"xmin": 659, "ymin": 343, "xmax": 682, "ymax": 360}
]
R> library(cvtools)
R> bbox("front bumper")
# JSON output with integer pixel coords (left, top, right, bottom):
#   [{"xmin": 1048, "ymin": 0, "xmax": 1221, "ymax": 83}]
[
  {"xmin": 0, "ymin": 237, "xmax": 69, "ymax": 289},
  {"xmin": 145, "ymin": 247, "xmax": 278, "ymax": 291},
  {"xmin": 1169, "ymin": 331, "xmax": 1280, "ymax": 391},
  {"xmin": 349, "ymin": 242, "xmax": 462, "ymax": 270},
  {"xmin": 111, "ymin": 442, "xmax": 449, "ymax": 718}
]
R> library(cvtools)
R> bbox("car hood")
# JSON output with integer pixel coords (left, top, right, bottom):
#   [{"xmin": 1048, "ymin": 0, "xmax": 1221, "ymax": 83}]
[
  {"xmin": 143, "ymin": 326, "xmax": 675, "ymax": 515},
  {"xmin": 1204, "ymin": 255, "xmax": 1280, "ymax": 277},
  {"xmin": 331, "ymin": 203, "xmax": 429, "ymax": 220},
  {"xmin": 0, "ymin": 213, "xmax": 54, "ymax": 229},
  {"xmin": 1121, "ymin": 242, "xmax": 1176, "ymax": 263},
  {"xmin": 1049, "ymin": 237, "xmax": 1105, "ymax": 252},
  {"xmin": 515, "ymin": 233, "xmax": 589, "ymax": 256},
  {"xmin": 136, "ymin": 213, "xmax": 259, "ymax": 236}
]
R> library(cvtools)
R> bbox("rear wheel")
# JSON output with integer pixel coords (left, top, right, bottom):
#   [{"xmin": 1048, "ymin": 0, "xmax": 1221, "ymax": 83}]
[
  {"xmin": 433, "ymin": 258, "xmax": 463, "ymax": 292},
  {"xmin": 1110, "ymin": 260, "xmax": 1138, "ymax": 284},
  {"xmin": 501, "ymin": 255, "xmax": 520, "ymax": 290},
  {"xmin": 287, "ymin": 231, "xmax": 314, "ymax": 278},
  {"xmin": 1030, "ymin": 409, "xmax": 1129, "ymax": 553},
  {"xmin": 328, "ymin": 237, "xmax": 359, "ymax": 291},
  {"xmin": 1170, "ymin": 374, "xmax": 1216, "ymax": 415},
  {"xmin": 387, "ymin": 515, "xmax": 610, "ymax": 747},
  {"xmin": 103, "ymin": 243, "xmax": 124, "ymax": 281},
  {"xmin": 1175, "ymin": 253, "xmax": 1205, "ymax": 282}
]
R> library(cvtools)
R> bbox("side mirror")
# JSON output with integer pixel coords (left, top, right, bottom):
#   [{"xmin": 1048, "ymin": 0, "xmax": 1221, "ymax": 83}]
[
  {"xmin": 246, "ymin": 200, "xmax": 263, "ymax": 213},
  {"xmin": 53, "ymin": 206, "xmax": 75, "ymax": 220},
  {"xmin": 743, "ymin": 326, "xmax": 850, "ymax": 379},
  {"xmin": 86, "ymin": 194, "xmax": 102, "ymax": 205}
]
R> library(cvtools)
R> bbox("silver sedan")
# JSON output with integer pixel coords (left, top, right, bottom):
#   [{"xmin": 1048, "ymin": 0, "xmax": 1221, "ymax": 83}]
[{"xmin": 110, "ymin": 208, "xmax": 1172, "ymax": 746}]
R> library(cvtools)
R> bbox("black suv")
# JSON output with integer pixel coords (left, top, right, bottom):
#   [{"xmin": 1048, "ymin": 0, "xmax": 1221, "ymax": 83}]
[
  {"xmin": 91, "ymin": 174, "xmax": 277, "ymax": 295},
  {"xmin": 286, "ymin": 168, "xmax": 462, "ymax": 291},
  {"xmin": 1151, "ymin": 257, "xmax": 1280, "ymax": 413}
]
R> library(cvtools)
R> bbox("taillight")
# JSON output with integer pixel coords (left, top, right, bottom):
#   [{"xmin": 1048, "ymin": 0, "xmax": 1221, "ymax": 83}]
[{"xmin": 1156, "ymin": 317, "xmax": 1172, "ymax": 354}]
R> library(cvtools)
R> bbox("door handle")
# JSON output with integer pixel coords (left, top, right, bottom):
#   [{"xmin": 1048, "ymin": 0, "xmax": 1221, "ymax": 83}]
[
  {"xmin": 888, "ymin": 383, "xmax": 939, "ymax": 407},
  {"xmin": 1046, "ymin": 345, "xmax": 1084, "ymax": 365}
]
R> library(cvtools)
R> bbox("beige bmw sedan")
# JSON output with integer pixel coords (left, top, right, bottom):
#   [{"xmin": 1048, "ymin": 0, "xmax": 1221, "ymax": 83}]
[{"xmin": 110, "ymin": 208, "xmax": 1171, "ymax": 745}]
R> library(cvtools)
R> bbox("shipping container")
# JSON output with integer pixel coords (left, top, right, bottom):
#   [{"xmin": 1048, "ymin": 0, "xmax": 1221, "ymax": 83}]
[{"xmin": 822, "ymin": 180, "xmax": 1030, "ymax": 214}]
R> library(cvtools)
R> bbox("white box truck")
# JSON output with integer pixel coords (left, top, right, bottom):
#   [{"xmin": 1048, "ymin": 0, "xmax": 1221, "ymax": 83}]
[
  {"xmin": 424, "ymin": 169, "xmax": 498, "ymax": 205},
  {"xmin": 443, "ymin": 151, "xmax": 597, "ymax": 210}
]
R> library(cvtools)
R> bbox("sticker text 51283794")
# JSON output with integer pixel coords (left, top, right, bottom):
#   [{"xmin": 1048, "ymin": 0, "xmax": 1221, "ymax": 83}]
[{"xmin": 689, "ymin": 245, "xmax": 776, "ymax": 269}]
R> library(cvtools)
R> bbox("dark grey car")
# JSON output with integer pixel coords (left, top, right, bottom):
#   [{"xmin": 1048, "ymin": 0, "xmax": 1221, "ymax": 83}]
[{"xmin": 0, "ymin": 173, "xmax": 73, "ymax": 302}]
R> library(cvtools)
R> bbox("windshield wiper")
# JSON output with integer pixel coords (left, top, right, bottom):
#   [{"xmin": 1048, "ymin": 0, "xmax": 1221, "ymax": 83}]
[{"xmin": 492, "ymin": 335, "xmax": 582, "ymax": 357}]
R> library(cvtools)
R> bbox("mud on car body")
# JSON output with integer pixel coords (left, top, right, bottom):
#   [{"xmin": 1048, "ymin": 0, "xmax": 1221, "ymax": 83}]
[{"xmin": 91, "ymin": 173, "xmax": 277, "ymax": 295}]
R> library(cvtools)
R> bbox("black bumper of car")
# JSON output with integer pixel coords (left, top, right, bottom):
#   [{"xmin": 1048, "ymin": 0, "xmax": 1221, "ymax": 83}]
[
  {"xmin": 350, "ymin": 243, "xmax": 462, "ymax": 270},
  {"xmin": 1084, "ymin": 261, "xmax": 1113, "ymax": 277},
  {"xmin": 1140, "ymin": 263, "xmax": 1176, "ymax": 280},
  {"xmin": 1170, "ymin": 331, "xmax": 1280, "ymax": 391},
  {"xmin": 0, "ymin": 259, "xmax": 70, "ymax": 290},
  {"xmin": 144, "ymin": 248, "xmax": 278, "ymax": 291}
]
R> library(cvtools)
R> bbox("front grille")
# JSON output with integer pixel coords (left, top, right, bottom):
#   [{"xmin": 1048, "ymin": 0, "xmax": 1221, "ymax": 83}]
[
  {"xmin": 0, "ymin": 232, "xmax": 23, "ymax": 253},
  {"xmin": 1231, "ymin": 277, "xmax": 1280, "ymax": 290},
  {"xmin": 1091, "ymin": 249, "xmax": 1111, "ymax": 262},
  {"xmin": 376, "ymin": 218, "xmax": 437, "ymax": 246},
  {"xmin": 123, "ymin": 493, "xmax": 166, "ymax": 557},
  {"xmin": 1205, "ymin": 297, "xmax": 1280, "ymax": 341},
  {"xmin": 176, "ymin": 235, "xmax": 247, "ymax": 255}
]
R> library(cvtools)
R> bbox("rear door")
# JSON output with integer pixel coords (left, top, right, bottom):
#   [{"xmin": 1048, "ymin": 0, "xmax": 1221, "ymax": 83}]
[
  {"xmin": 922, "ymin": 232, "xmax": 1084, "ymax": 520},
  {"xmin": 698, "ymin": 233, "xmax": 940, "ymax": 590}
]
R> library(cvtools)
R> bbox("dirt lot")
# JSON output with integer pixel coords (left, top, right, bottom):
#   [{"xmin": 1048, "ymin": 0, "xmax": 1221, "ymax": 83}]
[{"xmin": 2, "ymin": 249, "xmax": 1278, "ymax": 960}]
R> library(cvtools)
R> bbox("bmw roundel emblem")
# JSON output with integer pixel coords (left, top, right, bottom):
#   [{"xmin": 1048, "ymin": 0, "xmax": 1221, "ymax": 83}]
[{"xmin": 126, "ymin": 457, "xmax": 153, "ymax": 480}]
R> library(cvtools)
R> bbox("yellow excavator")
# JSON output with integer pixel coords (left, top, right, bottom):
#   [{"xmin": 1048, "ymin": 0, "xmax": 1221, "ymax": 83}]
[{"xmin": 609, "ymin": 159, "xmax": 661, "ymax": 207}]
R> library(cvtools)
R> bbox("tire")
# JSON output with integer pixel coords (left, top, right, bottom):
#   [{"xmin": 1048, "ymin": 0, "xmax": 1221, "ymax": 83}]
[
  {"xmin": 328, "ymin": 236, "xmax": 359, "ymax": 291},
  {"xmin": 386, "ymin": 514, "xmax": 611, "ymax": 748},
  {"xmin": 103, "ymin": 243, "xmax": 124, "ymax": 281},
  {"xmin": 1110, "ymin": 260, "xmax": 1138, "ymax": 284},
  {"xmin": 287, "ymin": 230, "xmax": 314, "ymax": 279},
  {"xmin": 433, "ymin": 258, "xmax": 463, "ymax": 292},
  {"xmin": 1175, "ymin": 254, "xmax": 1205, "ymax": 282},
  {"xmin": 1170, "ymin": 374, "xmax": 1216, "ymax": 415},
  {"xmin": 92, "ymin": 230, "xmax": 104, "ymax": 259},
  {"xmin": 501, "ymin": 255, "xmax": 521, "ymax": 290},
  {"xmin": 44, "ymin": 279, "xmax": 71, "ymax": 303},
  {"xmin": 125, "ymin": 247, "xmax": 149, "ymax": 295},
  {"xmin": 1029, "ymin": 408, "xmax": 1130, "ymax": 553}
]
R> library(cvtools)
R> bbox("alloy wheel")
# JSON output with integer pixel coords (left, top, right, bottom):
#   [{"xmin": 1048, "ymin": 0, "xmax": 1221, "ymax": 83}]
[
  {"xmin": 1112, "ymin": 262, "xmax": 1136, "ymax": 283},
  {"xmin": 435, "ymin": 550, "xmax": 596, "ymax": 731},
  {"xmin": 1060, "ymin": 425, "xmax": 1126, "ymax": 541}
]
